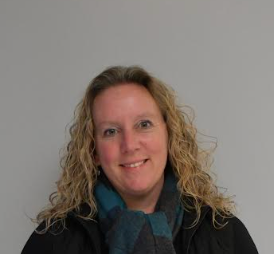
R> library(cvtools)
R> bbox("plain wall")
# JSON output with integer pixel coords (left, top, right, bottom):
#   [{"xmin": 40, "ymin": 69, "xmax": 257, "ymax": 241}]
[{"xmin": 1, "ymin": 0, "xmax": 273, "ymax": 253}]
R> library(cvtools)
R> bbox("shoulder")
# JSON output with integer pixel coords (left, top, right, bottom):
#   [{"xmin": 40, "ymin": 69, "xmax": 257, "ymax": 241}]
[
  {"xmin": 181, "ymin": 206, "xmax": 258, "ymax": 254},
  {"xmin": 201, "ymin": 211, "xmax": 259, "ymax": 253},
  {"xmin": 219, "ymin": 216, "xmax": 258, "ymax": 253},
  {"xmin": 22, "ymin": 217, "xmax": 99, "ymax": 254}
]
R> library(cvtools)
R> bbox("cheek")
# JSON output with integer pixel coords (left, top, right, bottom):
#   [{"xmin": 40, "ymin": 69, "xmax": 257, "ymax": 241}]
[
  {"xmin": 154, "ymin": 141, "xmax": 168, "ymax": 157},
  {"xmin": 142, "ymin": 140, "xmax": 168, "ymax": 164},
  {"xmin": 96, "ymin": 141, "xmax": 119, "ymax": 166},
  {"xmin": 147, "ymin": 130, "xmax": 168, "ymax": 154}
]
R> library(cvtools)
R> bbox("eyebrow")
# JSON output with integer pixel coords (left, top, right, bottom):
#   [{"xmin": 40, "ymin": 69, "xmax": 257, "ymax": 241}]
[
  {"xmin": 96, "ymin": 113, "xmax": 157, "ymax": 129},
  {"xmin": 135, "ymin": 113, "xmax": 157, "ymax": 119}
]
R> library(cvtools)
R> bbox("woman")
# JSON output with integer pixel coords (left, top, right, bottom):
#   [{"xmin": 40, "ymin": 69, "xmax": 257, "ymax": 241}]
[{"xmin": 22, "ymin": 66, "xmax": 258, "ymax": 254}]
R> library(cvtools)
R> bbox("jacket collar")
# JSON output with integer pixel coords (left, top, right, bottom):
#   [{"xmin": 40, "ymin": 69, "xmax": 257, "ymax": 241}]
[
  {"xmin": 181, "ymin": 205, "xmax": 211, "ymax": 254},
  {"xmin": 68, "ymin": 204, "xmax": 103, "ymax": 254}
]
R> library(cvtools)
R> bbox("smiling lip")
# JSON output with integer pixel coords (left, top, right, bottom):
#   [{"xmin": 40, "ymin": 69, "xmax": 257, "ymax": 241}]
[{"xmin": 120, "ymin": 159, "xmax": 148, "ymax": 168}]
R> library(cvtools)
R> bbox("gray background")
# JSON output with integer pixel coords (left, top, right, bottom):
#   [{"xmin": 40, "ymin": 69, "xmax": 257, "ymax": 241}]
[{"xmin": 0, "ymin": 0, "xmax": 273, "ymax": 253}]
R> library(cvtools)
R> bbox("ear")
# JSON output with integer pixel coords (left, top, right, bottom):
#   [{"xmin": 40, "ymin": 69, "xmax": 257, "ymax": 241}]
[{"xmin": 94, "ymin": 154, "xmax": 100, "ymax": 166}]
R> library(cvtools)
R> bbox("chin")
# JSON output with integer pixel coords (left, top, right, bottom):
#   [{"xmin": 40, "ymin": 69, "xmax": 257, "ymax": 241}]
[{"xmin": 124, "ymin": 181, "xmax": 157, "ymax": 196}]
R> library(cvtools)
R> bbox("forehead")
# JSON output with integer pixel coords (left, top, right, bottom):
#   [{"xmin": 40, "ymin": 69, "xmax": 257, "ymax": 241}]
[{"xmin": 92, "ymin": 83, "xmax": 162, "ymax": 124}]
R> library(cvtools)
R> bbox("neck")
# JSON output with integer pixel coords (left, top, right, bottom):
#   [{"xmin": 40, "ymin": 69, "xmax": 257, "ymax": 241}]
[{"xmin": 125, "ymin": 196, "xmax": 157, "ymax": 214}]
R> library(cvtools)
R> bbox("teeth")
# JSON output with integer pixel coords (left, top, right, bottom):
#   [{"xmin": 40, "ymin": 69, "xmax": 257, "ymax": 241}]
[{"xmin": 123, "ymin": 160, "xmax": 146, "ymax": 168}]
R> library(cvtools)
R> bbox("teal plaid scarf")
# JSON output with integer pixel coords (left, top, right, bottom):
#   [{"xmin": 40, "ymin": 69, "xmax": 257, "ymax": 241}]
[{"xmin": 94, "ymin": 170, "xmax": 184, "ymax": 254}]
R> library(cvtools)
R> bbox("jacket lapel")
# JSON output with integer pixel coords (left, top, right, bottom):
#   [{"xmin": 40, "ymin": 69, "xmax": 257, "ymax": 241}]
[
  {"xmin": 68, "ymin": 203, "xmax": 103, "ymax": 254},
  {"xmin": 182, "ymin": 205, "xmax": 211, "ymax": 254}
]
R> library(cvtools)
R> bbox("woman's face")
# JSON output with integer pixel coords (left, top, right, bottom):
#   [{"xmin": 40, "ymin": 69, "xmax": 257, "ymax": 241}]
[{"xmin": 93, "ymin": 83, "xmax": 168, "ymax": 203}]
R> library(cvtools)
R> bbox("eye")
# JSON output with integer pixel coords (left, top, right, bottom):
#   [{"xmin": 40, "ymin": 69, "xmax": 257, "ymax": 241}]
[
  {"xmin": 139, "ymin": 120, "xmax": 153, "ymax": 129},
  {"xmin": 103, "ymin": 128, "xmax": 117, "ymax": 137}
]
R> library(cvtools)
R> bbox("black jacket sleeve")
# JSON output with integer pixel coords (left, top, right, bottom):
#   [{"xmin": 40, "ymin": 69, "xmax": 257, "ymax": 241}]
[
  {"xmin": 22, "ymin": 223, "xmax": 55, "ymax": 254},
  {"xmin": 230, "ymin": 217, "xmax": 259, "ymax": 253},
  {"xmin": 214, "ymin": 216, "xmax": 259, "ymax": 254},
  {"xmin": 21, "ymin": 220, "xmax": 93, "ymax": 254}
]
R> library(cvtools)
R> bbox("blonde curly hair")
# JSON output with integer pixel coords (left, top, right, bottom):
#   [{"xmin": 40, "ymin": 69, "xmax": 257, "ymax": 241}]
[{"xmin": 36, "ymin": 65, "xmax": 234, "ymax": 232}]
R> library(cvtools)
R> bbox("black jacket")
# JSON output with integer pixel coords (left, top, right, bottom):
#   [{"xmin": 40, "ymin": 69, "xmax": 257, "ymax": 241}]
[{"xmin": 22, "ymin": 205, "xmax": 258, "ymax": 254}]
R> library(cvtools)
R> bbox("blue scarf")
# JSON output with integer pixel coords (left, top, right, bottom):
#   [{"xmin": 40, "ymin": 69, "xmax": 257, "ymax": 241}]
[{"xmin": 94, "ymin": 170, "xmax": 184, "ymax": 254}]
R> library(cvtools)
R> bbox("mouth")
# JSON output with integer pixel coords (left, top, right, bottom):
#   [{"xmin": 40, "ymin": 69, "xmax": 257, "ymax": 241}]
[{"xmin": 120, "ymin": 159, "xmax": 148, "ymax": 168}]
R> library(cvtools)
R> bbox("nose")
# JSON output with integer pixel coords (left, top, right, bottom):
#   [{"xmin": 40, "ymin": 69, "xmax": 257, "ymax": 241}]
[{"xmin": 120, "ymin": 130, "xmax": 140, "ymax": 154}]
